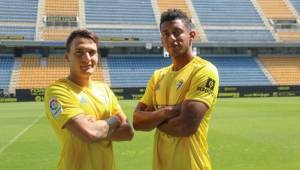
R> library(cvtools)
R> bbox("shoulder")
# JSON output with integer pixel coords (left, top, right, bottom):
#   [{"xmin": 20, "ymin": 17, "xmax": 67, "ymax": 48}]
[
  {"xmin": 45, "ymin": 78, "xmax": 74, "ymax": 97},
  {"xmin": 153, "ymin": 65, "xmax": 171, "ymax": 78},
  {"xmin": 194, "ymin": 56, "xmax": 218, "ymax": 74}
]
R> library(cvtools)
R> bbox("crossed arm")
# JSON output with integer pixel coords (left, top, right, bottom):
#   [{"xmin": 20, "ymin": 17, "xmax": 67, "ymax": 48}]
[
  {"xmin": 133, "ymin": 100, "xmax": 208, "ymax": 137},
  {"xmin": 64, "ymin": 112, "xmax": 134, "ymax": 143}
]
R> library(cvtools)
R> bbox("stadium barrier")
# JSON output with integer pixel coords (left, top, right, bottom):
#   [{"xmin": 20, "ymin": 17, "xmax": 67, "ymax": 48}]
[{"xmin": 13, "ymin": 85, "xmax": 300, "ymax": 102}]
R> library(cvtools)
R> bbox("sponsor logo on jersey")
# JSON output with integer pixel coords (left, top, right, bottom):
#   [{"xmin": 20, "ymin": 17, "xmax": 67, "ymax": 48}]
[
  {"xmin": 205, "ymin": 77, "xmax": 215, "ymax": 90},
  {"xmin": 49, "ymin": 98, "xmax": 63, "ymax": 118}
]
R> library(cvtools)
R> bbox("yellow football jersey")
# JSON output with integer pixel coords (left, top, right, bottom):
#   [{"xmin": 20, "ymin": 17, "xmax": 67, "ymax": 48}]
[
  {"xmin": 44, "ymin": 78, "xmax": 122, "ymax": 170},
  {"xmin": 141, "ymin": 57, "xmax": 219, "ymax": 170}
]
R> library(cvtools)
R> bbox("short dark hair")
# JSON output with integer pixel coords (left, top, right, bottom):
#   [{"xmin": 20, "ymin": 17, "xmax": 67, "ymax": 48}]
[
  {"xmin": 66, "ymin": 29, "xmax": 99, "ymax": 52},
  {"xmin": 160, "ymin": 9, "xmax": 192, "ymax": 30}
]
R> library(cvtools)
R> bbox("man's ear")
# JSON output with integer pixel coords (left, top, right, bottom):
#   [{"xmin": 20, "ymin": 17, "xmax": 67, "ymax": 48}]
[
  {"xmin": 189, "ymin": 30, "xmax": 196, "ymax": 40},
  {"xmin": 64, "ymin": 52, "xmax": 69, "ymax": 62}
]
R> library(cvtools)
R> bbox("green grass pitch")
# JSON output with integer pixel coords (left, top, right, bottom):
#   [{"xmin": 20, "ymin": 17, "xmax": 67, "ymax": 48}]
[{"xmin": 0, "ymin": 97, "xmax": 300, "ymax": 170}]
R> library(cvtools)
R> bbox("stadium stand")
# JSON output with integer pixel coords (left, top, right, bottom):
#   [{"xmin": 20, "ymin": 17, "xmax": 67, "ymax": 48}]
[
  {"xmin": 256, "ymin": 0, "xmax": 295, "ymax": 19},
  {"xmin": 0, "ymin": 55, "xmax": 14, "ymax": 93},
  {"xmin": 204, "ymin": 29, "xmax": 275, "ymax": 42},
  {"xmin": 90, "ymin": 28, "xmax": 160, "ymax": 41},
  {"xmin": 289, "ymin": 0, "xmax": 300, "ymax": 14},
  {"xmin": 85, "ymin": 0, "xmax": 160, "ymax": 42},
  {"xmin": 43, "ymin": 28, "xmax": 75, "ymax": 41},
  {"xmin": 0, "ymin": 0, "xmax": 38, "ymax": 23},
  {"xmin": 191, "ymin": 0, "xmax": 275, "ymax": 42},
  {"xmin": 0, "ymin": 26, "xmax": 35, "ymax": 40},
  {"xmin": 1, "ymin": 0, "xmax": 300, "ymax": 96},
  {"xmin": 45, "ymin": 0, "xmax": 79, "ymax": 16},
  {"xmin": 203, "ymin": 56, "xmax": 271, "ymax": 86},
  {"xmin": 157, "ymin": 0, "xmax": 192, "ymax": 17},
  {"xmin": 258, "ymin": 55, "xmax": 300, "ymax": 85},
  {"xmin": 17, "ymin": 55, "xmax": 104, "ymax": 89},
  {"xmin": 192, "ymin": 0, "xmax": 264, "ymax": 26},
  {"xmin": 42, "ymin": 0, "xmax": 79, "ymax": 41},
  {"xmin": 256, "ymin": 0, "xmax": 300, "ymax": 42},
  {"xmin": 85, "ymin": 0, "xmax": 156, "ymax": 25},
  {"xmin": 106, "ymin": 55, "xmax": 271, "ymax": 87},
  {"xmin": 107, "ymin": 55, "xmax": 171, "ymax": 87}
]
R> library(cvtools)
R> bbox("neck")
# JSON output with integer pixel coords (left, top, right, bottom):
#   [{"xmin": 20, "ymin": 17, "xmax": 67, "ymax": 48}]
[
  {"xmin": 171, "ymin": 50, "xmax": 194, "ymax": 71},
  {"xmin": 68, "ymin": 74, "xmax": 90, "ymax": 87}
]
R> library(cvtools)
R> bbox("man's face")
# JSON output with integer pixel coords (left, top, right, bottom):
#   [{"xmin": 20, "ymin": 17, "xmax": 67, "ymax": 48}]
[
  {"xmin": 65, "ymin": 37, "xmax": 98, "ymax": 79},
  {"xmin": 160, "ymin": 19, "xmax": 195, "ymax": 58}
]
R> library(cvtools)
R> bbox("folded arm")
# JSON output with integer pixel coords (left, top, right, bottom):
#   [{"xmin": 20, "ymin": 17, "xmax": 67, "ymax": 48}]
[
  {"xmin": 158, "ymin": 100, "xmax": 208, "ymax": 137},
  {"xmin": 133, "ymin": 102, "xmax": 180, "ymax": 131},
  {"xmin": 65, "ymin": 113, "xmax": 133, "ymax": 143}
]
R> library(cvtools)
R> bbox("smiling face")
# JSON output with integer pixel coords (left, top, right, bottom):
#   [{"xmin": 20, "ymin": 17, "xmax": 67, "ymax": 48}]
[
  {"xmin": 65, "ymin": 37, "xmax": 98, "ymax": 81},
  {"xmin": 160, "ymin": 19, "xmax": 195, "ymax": 59}
]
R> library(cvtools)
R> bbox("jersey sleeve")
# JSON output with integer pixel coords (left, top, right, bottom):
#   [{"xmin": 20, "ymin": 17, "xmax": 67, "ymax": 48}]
[
  {"xmin": 44, "ymin": 84, "xmax": 84, "ymax": 129},
  {"xmin": 185, "ymin": 63, "xmax": 219, "ymax": 108},
  {"xmin": 140, "ymin": 71, "xmax": 156, "ymax": 106}
]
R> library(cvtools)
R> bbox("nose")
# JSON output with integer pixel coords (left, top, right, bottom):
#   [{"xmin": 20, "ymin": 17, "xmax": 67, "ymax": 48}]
[
  {"xmin": 81, "ymin": 52, "xmax": 91, "ymax": 63},
  {"xmin": 167, "ymin": 33, "xmax": 176, "ymax": 41}
]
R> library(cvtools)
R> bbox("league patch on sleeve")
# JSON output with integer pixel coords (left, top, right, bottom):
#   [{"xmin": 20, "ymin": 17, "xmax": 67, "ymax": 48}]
[
  {"xmin": 49, "ymin": 98, "xmax": 63, "ymax": 118},
  {"xmin": 205, "ymin": 77, "xmax": 216, "ymax": 90}
]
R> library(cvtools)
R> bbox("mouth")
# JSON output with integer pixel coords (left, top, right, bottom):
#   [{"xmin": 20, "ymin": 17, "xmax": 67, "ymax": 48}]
[{"xmin": 80, "ymin": 65, "xmax": 94, "ymax": 71}]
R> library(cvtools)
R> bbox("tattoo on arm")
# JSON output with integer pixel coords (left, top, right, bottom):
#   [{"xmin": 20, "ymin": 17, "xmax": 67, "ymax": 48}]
[{"xmin": 105, "ymin": 116, "xmax": 121, "ymax": 137}]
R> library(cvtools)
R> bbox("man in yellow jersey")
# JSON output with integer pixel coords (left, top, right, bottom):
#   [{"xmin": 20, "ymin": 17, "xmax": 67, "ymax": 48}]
[
  {"xmin": 44, "ymin": 29, "xmax": 134, "ymax": 170},
  {"xmin": 133, "ymin": 9, "xmax": 219, "ymax": 170}
]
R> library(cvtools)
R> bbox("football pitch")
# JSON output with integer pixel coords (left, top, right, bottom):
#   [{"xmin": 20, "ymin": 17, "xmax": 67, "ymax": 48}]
[{"xmin": 0, "ymin": 97, "xmax": 299, "ymax": 170}]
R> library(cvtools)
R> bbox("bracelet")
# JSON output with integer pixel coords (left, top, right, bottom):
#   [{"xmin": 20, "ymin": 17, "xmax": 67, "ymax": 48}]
[{"xmin": 105, "ymin": 116, "xmax": 121, "ymax": 136}]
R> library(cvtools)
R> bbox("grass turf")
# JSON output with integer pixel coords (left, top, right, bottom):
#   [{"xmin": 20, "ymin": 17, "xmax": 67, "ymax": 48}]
[{"xmin": 0, "ymin": 97, "xmax": 299, "ymax": 170}]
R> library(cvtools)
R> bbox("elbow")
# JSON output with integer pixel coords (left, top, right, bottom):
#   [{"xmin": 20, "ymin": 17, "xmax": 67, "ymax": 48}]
[
  {"xmin": 127, "ymin": 130, "xmax": 134, "ymax": 141},
  {"xmin": 177, "ymin": 126, "xmax": 198, "ymax": 137},
  {"xmin": 133, "ymin": 121, "xmax": 153, "ymax": 131},
  {"xmin": 84, "ymin": 128, "xmax": 108, "ymax": 143}
]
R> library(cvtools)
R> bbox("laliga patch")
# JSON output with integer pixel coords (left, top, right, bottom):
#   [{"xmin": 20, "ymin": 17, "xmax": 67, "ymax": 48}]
[
  {"xmin": 205, "ymin": 77, "xmax": 215, "ymax": 90},
  {"xmin": 49, "ymin": 98, "xmax": 63, "ymax": 118}
]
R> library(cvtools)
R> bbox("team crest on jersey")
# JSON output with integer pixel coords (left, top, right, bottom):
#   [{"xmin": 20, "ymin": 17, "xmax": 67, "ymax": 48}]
[
  {"xmin": 49, "ymin": 98, "xmax": 63, "ymax": 118},
  {"xmin": 176, "ymin": 80, "xmax": 184, "ymax": 90}
]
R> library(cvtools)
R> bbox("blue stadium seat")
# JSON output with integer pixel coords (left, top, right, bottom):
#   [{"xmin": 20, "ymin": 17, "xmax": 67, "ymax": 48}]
[
  {"xmin": 0, "ymin": 55, "xmax": 14, "ymax": 92},
  {"xmin": 85, "ymin": 0, "xmax": 156, "ymax": 25},
  {"xmin": 0, "ymin": 0, "xmax": 38, "ymax": 23},
  {"xmin": 192, "ymin": 0, "xmax": 264, "ymax": 26}
]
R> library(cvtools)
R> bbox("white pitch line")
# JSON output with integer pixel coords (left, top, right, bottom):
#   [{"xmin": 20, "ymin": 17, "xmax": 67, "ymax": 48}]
[{"xmin": 0, "ymin": 114, "xmax": 43, "ymax": 154}]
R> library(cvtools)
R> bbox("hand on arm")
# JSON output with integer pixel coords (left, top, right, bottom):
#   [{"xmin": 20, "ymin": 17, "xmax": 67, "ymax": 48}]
[
  {"xmin": 110, "ymin": 112, "xmax": 134, "ymax": 141},
  {"xmin": 133, "ymin": 102, "xmax": 180, "ymax": 131},
  {"xmin": 158, "ymin": 100, "xmax": 208, "ymax": 137}
]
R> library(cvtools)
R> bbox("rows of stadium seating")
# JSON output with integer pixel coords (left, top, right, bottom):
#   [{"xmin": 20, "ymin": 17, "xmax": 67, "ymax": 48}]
[
  {"xmin": 256, "ymin": 0, "xmax": 300, "ymax": 42},
  {"xmin": 45, "ymin": 0, "xmax": 78, "ymax": 16},
  {"xmin": 257, "ymin": 0, "xmax": 295, "ymax": 19},
  {"xmin": 90, "ymin": 28, "xmax": 160, "ymax": 41},
  {"xmin": 290, "ymin": 0, "xmax": 300, "ymax": 14},
  {"xmin": 259, "ymin": 55, "xmax": 300, "ymax": 85},
  {"xmin": 204, "ymin": 29, "xmax": 275, "ymax": 42},
  {"xmin": 0, "ymin": 55, "xmax": 14, "ymax": 93},
  {"xmin": 2, "ymin": 0, "xmax": 300, "ymax": 42},
  {"xmin": 106, "ymin": 55, "xmax": 272, "ymax": 87},
  {"xmin": 107, "ymin": 55, "xmax": 171, "ymax": 87},
  {"xmin": 0, "ymin": 0, "xmax": 38, "ymax": 23},
  {"xmin": 85, "ymin": 0, "xmax": 156, "ymax": 25},
  {"xmin": 17, "ymin": 55, "xmax": 104, "ymax": 89},
  {"xmin": 205, "ymin": 56, "xmax": 271, "ymax": 86},
  {"xmin": 1, "ymin": 54, "xmax": 300, "ymax": 92},
  {"xmin": 192, "ymin": 0, "xmax": 264, "ymax": 26},
  {"xmin": 0, "ymin": 26, "xmax": 35, "ymax": 40}
]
